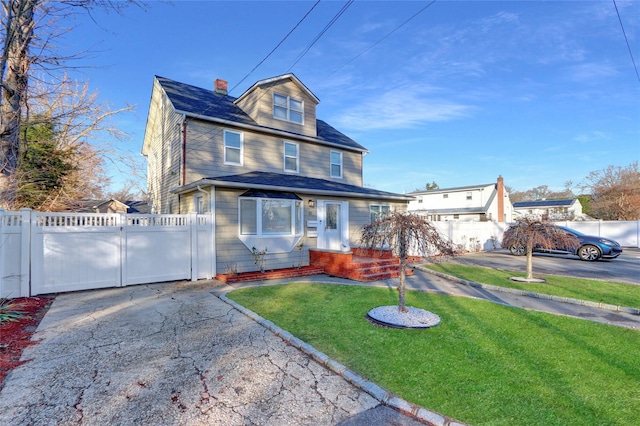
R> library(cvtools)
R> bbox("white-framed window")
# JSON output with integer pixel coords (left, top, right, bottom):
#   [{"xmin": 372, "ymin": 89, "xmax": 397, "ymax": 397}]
[
  {"xmin": 240, "ymin": 197, "xmax": 303, "ymax": 237},
  {"xmin": 224, "ymin": 129, "xmax": 243, "ymax": 165},
  {"xmin": 330, "ymin": 150, "xmax": 342, "ymax": 178},
  {"xmin": 284, "ymin": 141, "xmax": 299, "ymax": 173},
  {"xmin": 370, "ymin": 204, "xmax": 391, "ymax": 223},
  {"xmin": 443, "ymin": 194, "xmax": 449, "ymax": 199},
  {"xmin": 466, "ymin": 192, "xmax": 472, "ymax": 200},
  {"xmin": 273, "ymin": 93, "xmax": 303, "ymax": 124}
]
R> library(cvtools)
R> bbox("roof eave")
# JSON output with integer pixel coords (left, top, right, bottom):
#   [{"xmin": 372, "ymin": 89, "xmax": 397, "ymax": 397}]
[
  {"xmin": 234, "ymin": 73, "xmax": 320, "ymax": 105},
  {"xmin": 172, "ymin": 179, "xmax": 412, "ymax": 202}
]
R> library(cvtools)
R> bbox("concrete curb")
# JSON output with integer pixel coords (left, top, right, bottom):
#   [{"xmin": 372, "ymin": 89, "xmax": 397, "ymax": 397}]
[
  {"xmin": 219, "ymin": 292, "xmax": 466, "ymax": 426},
  {"xmin": 416, "ymin": 266, "xmax": 640, "ymax": 316}
]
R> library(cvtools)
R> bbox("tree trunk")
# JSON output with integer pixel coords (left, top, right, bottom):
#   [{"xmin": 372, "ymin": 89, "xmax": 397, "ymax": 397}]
[
  {"xmin": 526, "ymin": 242, "xmax": 534, "ymax": 279},
  {"xmin": 397, "ymin": 229, "xmax": 407, "ymax": 312},
  {"xmin": 0, "ymin": 0, "xmax": 38, "ymax": 205}
]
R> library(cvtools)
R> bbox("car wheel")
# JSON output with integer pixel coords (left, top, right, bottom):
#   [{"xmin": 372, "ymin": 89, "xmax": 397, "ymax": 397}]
[
  {"xmin": 578, "ymin": 244, "xmax": 601, "ymax": 261},
  {"xmin": 509, "ymin": 245, "xmax": 525, "ymax": 256}
]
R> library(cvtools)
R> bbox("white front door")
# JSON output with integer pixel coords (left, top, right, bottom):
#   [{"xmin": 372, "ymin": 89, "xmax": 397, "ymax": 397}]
[{"xmin": 317, "ymin": 200, "xmax": 349, "ymax": 251}]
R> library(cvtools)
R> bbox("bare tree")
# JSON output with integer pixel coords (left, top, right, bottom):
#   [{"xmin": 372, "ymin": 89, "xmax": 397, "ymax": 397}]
[
  {"xmin": 581, "ymin": 162, "xmax": 640, "ymax": 220},
  {"xmin": 13, "ymin": 75, "xmax": 132, "ymax": 210},
  {"xmin": 1, "ymin": 0, "xmax": 140, "ymax": 207},
  {"xmin": 108, "ymin": 180, "xmax": 147, "ymax": 203},
  {"xmin": 360, "ymin": 210, "xmax": 454, "ymax": 312},
  {"xmin": 501, "ymin": 217, "xmax": 579, "ymax": 280}
]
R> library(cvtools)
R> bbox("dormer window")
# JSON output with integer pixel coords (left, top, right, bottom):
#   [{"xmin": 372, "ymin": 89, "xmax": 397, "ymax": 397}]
[{"xmin": 273, "ymin": 93, "xmax": 303, "ymax": 124}]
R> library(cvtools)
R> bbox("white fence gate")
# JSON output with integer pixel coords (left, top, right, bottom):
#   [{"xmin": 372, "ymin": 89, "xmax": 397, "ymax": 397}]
[{"xmin": 1, "ymin": 209, "xmax": 215, "ymax": 298}]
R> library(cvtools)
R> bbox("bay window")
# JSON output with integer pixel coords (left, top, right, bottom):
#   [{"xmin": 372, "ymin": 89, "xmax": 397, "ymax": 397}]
[{"xmin": 239, "ymin": 192, "xmax": 303, "ymax": 237}]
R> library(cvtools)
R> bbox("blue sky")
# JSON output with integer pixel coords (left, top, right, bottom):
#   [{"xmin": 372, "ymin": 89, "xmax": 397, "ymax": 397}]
[{"xmin": 63, "ymin": 0, "xmax": 639, "ymax": 195}]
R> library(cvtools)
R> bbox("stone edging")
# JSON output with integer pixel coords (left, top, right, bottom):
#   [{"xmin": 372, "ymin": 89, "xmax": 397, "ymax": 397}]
[
  {"xmin": 416, "ymin": 266, "xmax": 640, "ymax": 316},
  {"xmin": 219, "ymin": 292, "xmax": 467, "ymax": 426}
]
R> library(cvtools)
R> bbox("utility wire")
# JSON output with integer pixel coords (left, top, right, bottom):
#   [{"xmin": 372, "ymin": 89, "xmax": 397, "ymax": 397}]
[
  {"xmin": 327, "ymin": 0, "xmax": 438, "ymax": 78},
  {"xmin": 612, "ymin": 0, "xmax": 640, "ymax": 84},
  {"xmin": 188, "ymin": 0, "xmax": 323, "ymax": 150},
  {"xmin": 229, "ymin": 0, "xmax": 322, "ymax": 95},
  {"xmin": 287, "ymin": 0, "xmax": 355, "ymax": 72}
]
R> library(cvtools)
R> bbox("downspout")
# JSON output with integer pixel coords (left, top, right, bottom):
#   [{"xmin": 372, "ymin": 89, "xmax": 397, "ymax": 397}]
[
  {"xmin": 182, "ymin": 117, "xmax": 187, "ymax": 185},
  {"xmin": 196, "ymin": 185, "xmax": 208, "ymax": 212}
]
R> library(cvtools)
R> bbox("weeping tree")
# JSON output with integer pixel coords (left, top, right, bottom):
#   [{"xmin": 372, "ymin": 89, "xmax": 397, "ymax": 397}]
[
  {"xmin": 501, "ymin": 217, "xmax": 579, "ymax": 280},
  {"xmin": 360, "ymin": 210, "xmax": 454, "ymax": 312}
]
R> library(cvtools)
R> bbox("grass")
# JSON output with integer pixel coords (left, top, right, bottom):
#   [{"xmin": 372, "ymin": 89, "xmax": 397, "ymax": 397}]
[
  {"xmin": 227, "ymin": 283, "xmax": 640, "ymax": 426},
  {"xmin": 423, "ymin": 263, "xmax": 640, "ymax": 309}
]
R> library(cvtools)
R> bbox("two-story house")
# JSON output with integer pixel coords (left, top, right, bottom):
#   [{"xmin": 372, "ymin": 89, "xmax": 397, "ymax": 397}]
[
  {"xmin": 142, "ymin": 74, "xmax": 412, "ymax": 274},
  {"xmin": 407, "ymin": 176, "xmax": 513, "ymax": 222}
]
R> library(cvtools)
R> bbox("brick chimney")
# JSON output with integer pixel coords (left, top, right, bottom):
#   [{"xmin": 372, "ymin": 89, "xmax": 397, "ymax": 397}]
[
  {"xmin": 214, "ymin": 79, "xmax": 228, "ymax": 95},
  {"xmin": 497, "ymin": 175, "xmax": 504, "ymax": 222}
]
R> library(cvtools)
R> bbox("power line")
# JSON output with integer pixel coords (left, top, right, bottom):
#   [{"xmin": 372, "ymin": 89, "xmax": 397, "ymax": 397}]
[
  {"xmin": 327, "ymin": 0, "xmax": 438, "ymax": 78},
  {"xmin": 186, "ymin": 1, "xmax": 324, "ymax": 152},
  {"xmin": 186, "ymin": 0, "xmax": 356, "ymax": 152},
  {"xmin": 229, "ymin": 0, "xmax": 322, "ymax": 95},
  {"xmin": 612, "ymin": 0, "xmax": 640, "ymax": 84},
  {"xmin": 287, "ymin": 0, "xmax": 355, "ymax": 72}
]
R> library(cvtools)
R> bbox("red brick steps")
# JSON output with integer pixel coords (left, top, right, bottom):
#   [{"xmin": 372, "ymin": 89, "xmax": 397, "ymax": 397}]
[
  {"xmin": 309, "ymin": 249, "xmax": 411, "ymax": 282},
  {"xmin": 215, "ymin": 249, "xmax": 409, "ymax": 284}
]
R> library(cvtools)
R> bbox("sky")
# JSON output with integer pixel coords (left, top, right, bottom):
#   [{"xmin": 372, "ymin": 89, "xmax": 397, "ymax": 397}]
[{"xmin": 59, "ymin": 0, "xmax": 640, "ymax": 195}]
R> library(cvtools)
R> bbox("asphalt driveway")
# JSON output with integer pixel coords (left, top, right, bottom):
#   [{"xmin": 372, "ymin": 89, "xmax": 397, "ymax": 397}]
[{"xmin": 1, "ymin": 281, "xmax": 417, "ymax": 426}]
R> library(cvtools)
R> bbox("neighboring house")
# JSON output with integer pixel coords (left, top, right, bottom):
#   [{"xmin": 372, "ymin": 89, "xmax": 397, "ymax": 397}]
[
  {"xmin": 512, "ymin": 198, "xmax": 584, "ymax": 221},
  {"xmin": 407, "ymin": 176, "xmax": 513, "ymax": 222},
  {"xmin": 124, "ymin": 200, "xmax": 150, "ymax": 214},
  {"xmin": 142, "ymin": 74, "xmax": 412, "ymax": 274},
  {"xmin": 71, "ymin": 199, "xmax": 149, "ymax": 214}
]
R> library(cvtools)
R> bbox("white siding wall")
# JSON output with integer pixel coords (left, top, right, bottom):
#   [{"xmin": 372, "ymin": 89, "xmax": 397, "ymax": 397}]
[
  {"xmin": 408, "ymin": 184, "xmax": 512, "ymax": 221},
  {"xmin": 409, "ymin": 184, "xmax": 494, "ymax": 212}
]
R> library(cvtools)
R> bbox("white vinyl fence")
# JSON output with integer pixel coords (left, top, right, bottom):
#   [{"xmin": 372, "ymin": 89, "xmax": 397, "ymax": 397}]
[
  {"xmin": 1, "ymin": 209, "xmax": 215, "ymax": 298},
  {"xmin": 422, "ymin": 220, "xmax": 640, "ymax": 255}
]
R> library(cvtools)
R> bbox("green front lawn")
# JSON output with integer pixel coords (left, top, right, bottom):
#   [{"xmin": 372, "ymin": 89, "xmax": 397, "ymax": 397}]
[
  {"xmin": 227, "ymin": 283, "xmax": 640, "ymax": 426},
  {"xmin": 423, "ymin": 263, "xmax": 640, "ymax": 309}
]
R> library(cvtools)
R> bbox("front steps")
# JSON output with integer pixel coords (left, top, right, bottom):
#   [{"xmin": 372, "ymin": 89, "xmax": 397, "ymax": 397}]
[{"xmin": 309, "ymin": 249, "xmax": 412, "ymax": 282}]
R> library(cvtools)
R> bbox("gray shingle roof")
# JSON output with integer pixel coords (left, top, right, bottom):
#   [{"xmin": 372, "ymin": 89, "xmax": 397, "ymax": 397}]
[
  {"xmin": 513, "ymin": 199, "xmax": 575, "ymax": 208},
  {"xmin": 155, "ymin": 76, "xmax": 366, "ymax": 152}
]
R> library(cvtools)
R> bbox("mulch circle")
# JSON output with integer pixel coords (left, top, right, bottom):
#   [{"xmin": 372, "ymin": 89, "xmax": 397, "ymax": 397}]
[{"xmin": 0, "ymin": 295, "xmax": 55, "ymax": 391}]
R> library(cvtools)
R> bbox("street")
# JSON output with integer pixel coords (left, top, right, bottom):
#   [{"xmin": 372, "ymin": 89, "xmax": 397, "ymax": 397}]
[{"xmin": 443, "ymin": 248, "xmax": 640, "ymax": 285}]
